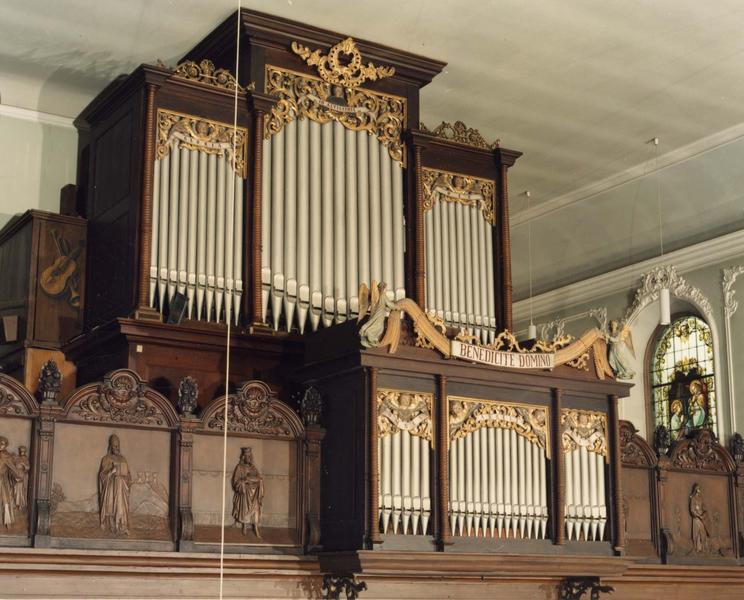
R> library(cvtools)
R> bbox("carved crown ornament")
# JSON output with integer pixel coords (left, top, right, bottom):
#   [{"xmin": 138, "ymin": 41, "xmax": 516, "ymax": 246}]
[
  {"xmin": 264, "ymin": 65, "xmax": 406, "ymax": 164},
  {"xmin": 668, "ymin": 428, "xmax": 734, "ymax": 473},
  {"xmin": 377, "ymin": 389, "xmax": 433, "ymax": 444},
  {"xmin": 156, "ymin": 109, "xmax": 248, "ymax": 177},
  {"xmin": 419, "ymin": 120, "xmax": 500, "ymax": 151},
  {"xmin": 291, "ymin": 37, "xmax": 395, "ymax": 89},
  {"xmin": 170, "ymin": 59, "xmax": 253, "ymax": 93},
  {"xmin": 63, "ymin": 369, "xmax": 178, "ymax": 429},
  {"xmin": 561, "ymin": 408, "xmax": 608, "ymax": 459},
  {"xmin": 202, "ymin": 381, "xmax": 304, "ymax": 439},
  {"xmin": 448, "ymin": 396, "xmax": 549, "ymax": 455},
  {"xmin": 421, "ymin": 168, "xmax": 496, "ymax": 225}
]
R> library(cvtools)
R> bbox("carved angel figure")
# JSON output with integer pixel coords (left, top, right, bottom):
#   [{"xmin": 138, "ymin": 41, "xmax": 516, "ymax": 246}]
[
  {"xmin": 98, "ymin": 434, "xmax": 132, "ymax": 535},
  {"xmin": 606, "ymin": 320, "xmax": 635, "ymax": 380},
  {"xmin": 232, "ymin": 447, "xmax": 264, "ymax": 538},
  {"xmin": 358, "ymin": 281, "xmax": 397, "ymax": 348}
]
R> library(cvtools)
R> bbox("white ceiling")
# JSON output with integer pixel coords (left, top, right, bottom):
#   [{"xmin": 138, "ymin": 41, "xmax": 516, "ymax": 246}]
[{"xmin": 2, "ymin": 0, "xmax": 744, "ymax": 294}]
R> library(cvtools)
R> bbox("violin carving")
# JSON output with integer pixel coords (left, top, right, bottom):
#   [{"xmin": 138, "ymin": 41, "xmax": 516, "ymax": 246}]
[{"xmin": 40, "ymin": 229, "xmax": 82, "ymax": 308}]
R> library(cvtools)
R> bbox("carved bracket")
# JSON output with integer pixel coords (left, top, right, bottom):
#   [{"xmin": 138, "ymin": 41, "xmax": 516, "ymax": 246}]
[
  {"xmin": 322, "ymin": 574, "xmax": 367, "ymax": 600},
  {"xmin": 559, "ymin": 577, "xmax": 614, "ymax": 600}
]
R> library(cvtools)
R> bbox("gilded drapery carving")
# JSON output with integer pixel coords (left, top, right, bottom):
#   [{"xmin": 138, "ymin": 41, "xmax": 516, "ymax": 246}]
[
  {"xmin": 264, "ymin": 66, "xmax": 406, "ymax": 164},
  {"xmin": 561, "ymin": 409, "xmax": 608, "ymax": 459},
  {"xmin": 421, "ymin": 168, "xmax": 496, "ymax": 225},
  {"xmin": 376, "ymin": 389, "xmax": 433, "ymax": 443},
  {"xmin": 448, "ymin": 396, "xmax": 549, "ymax": 454}
]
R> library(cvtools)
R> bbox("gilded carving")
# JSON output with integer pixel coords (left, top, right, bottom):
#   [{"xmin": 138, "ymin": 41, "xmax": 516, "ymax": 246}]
[
  {"xmin": 98, "ymin": 434, "xmax": 132, "ymax": 536},
  {"xmin": 206, "ymin": 381, "xmax": 293, "ymax": 437},
  {"xmin": 561, "ymin": 409, "xmax": 608, "ymax": 458},
  {"xmin": 420, "ymin": 120, "xmax": 499, "ymax": 150},
  {"xmin": 449, "ymin": 397, "xmax": 549, "ymax": 454},
  {"xmin": 172, "ymin": 59, "xmax": 246, "ymax": 92},
  {"xmin": 231, "ymin": 447, "xmax": 264, "ymax": 538},
  {"xmin": 264, "ymin": 65, "xmax": 406, "ymax": 164},
  {"xmin": 156, "ymin": 109, "xmax": 248, "ymax": 176},
  {"xmin": 291, "ymin": 37, "xmax": 394, "ymax": 89},
  {"xmin": 421, "ymin": 168, "xmax": 496, "ymax": 225},
  {"xmin": 669, "ymin": 428, "xmax": 729, "ymax": 473},
  {"xmin": 69, "ymin": 371, "xmax": 167, "ymax": 427},
  {"xmin": 377, "ymin": 389, "xmax": 433, "ymax": 443}
]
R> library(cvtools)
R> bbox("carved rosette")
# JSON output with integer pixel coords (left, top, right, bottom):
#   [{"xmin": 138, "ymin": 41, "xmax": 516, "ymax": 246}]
[
  {"xmin": 68, "ymin": 370, "xmax": 168, "ymax": 427},
  {"xmin": 668, "ymin": 428, "xmax": 732, "ymax": 473},
  {"xmin": 449, "ymin": 397, "xmax": 549, "ymax": 454},
  {"xmin": 419, "ymin": 120, "xmax": 499, "ymax": 150},
  {"xmin": 291, "ymin": 37, "xmax": 395, "ymax": 89},
  {"xmin": 172, "ymin": 59, "xmax": 244, "ymax": 92},
  {"xmin": 619, "ymin": 420, "xmax": 656, "ymax": 468},
  {"xmin": 264, "ymin": 66, "xmax": 406, "ymax": 164},
  {"xmin": 206, "ymin": 381, "xmax": 294, "ymax": 437},
  {"xmin": 421, "ymin": 168, "xmax": 496, "ymax": 225},
  {"xmin": 377, "ymin": 389, "xmax": 433, "ymax": 443},
  {"xmin": 561, "ymin": 409, "xmax": 608, "ymax": 459},
  {"xmin": 156, "ymin": 109, "xmax": 248, "ymax": 176}
]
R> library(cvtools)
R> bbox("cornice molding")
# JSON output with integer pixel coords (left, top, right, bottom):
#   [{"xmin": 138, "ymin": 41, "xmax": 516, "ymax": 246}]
[
  {"xmin": 514, "ymin": 229, "xmax": 744, "ymax": 322},
  {"xmin": 511, "ymin": 121, "xmax": 744, "ymax": 226},
  {"xmin": 0, "ymin": 104, "xmax": 74, "ymax": 128}
]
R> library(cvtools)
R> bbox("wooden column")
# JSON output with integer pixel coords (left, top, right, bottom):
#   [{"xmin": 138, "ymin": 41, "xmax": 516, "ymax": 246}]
[
  {"xmin": 135, "ymin": 82, "xmax": 162, "ymax": 322},
  {"xmin": 32, "ymin": 406, "xmax": 59, "ymax": 547},
  {"xmin": 305, "ymin": 425, "xmax": 326, "ymax": 550},
  {"xmin": 609, "ymin": 394, "xmax": 625, "ymax": 554},
  {"xmin": 551, "ymin": 387, "xmax": 565, "ymax": 545},
  {"xmin": 499, "ymin": 163, "xmax": 513, "ymax": 331},
  {"xmin": 413, "ymin": 145, "xmax": 426, "ymax": 308},
  {"xmin": 176, "ymin": 418, "xmax": 197, "ymax": 551},
  {"xmin": 251, "ymin": 109, "xmax": 265, "ymax": 326},
  {"xmin": 436, "ymin": 374, "xmax": 452, "ymax": 546},
  {"xmin": 368, "ymin": 367, "xmax": 382, "ymax": 545}
]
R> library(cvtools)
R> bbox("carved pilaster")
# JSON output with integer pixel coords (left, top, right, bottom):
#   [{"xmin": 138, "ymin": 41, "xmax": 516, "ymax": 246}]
[
  {"xmin": 305, "ymin": 425, "xmax": 326, "ymax": 550},
  {"xmin": 609, "ymin": 395, "xmax": 625, "ymax": 554},
  {"xmin": 437, "ymin": 374, "xmax": 451, "ymax": 546},
  {"xmin": 499, "ymin": 162, "xmax": 512, "ymax": 331},
  {"xmin": 32, "ymin": 405, "xmax": 59, "ymax": 546},
  {"xmin": 176, "ymin": 417, "xmax": 197, "ymax": 548},
  {"xmin": 368, "ymin": 368, "xmax": 381, "ymax": 545},
  {"xmin": 551, "ymin": 388, "xmax": 565, "ymax": 544}
]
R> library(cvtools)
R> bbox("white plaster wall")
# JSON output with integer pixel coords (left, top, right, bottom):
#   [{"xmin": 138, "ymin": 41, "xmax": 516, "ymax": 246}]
[{"xmin": 0, "ymin": 113, "xmax": 77, "ymax": 229}]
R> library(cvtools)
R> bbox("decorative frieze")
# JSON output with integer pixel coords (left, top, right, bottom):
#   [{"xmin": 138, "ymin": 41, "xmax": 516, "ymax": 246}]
[
  {"xmin": 419, "ymin": 120, "xmax": 499, "ymax": 150},
  {"xmin": 172, "ymin": 59, "xmax": 245, "ymax": 92}
]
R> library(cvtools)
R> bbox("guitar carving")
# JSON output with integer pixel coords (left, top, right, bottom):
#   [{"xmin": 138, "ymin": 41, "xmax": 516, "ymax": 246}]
[{"xmin": 40, "ymin": 229, "xmax": 82, "ymax": 308}]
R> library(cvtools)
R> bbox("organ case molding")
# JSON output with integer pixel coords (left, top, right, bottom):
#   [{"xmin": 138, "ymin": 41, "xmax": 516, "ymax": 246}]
[{"xmin": 263, "ymin": 65, "xmax": 406, "ymax": 164}]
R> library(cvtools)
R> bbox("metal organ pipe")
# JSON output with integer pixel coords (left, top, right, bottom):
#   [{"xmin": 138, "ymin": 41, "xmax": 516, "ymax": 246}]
[
  {"xmin": 296, "ymin": 119, "xmax": 310, "ymax": 332},
  {"xmin": 283, "ymin": 120, "xmax": 298, "ymax": 331}
]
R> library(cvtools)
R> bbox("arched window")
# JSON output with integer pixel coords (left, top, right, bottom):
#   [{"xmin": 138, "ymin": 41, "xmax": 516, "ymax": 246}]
[{"xmin": 650, "ymin": 315, "xmax": 716, "ymax": 440}]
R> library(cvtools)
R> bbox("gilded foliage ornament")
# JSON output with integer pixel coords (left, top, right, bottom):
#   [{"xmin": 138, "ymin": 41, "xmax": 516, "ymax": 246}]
[
  {"xmin": 156, "ymin": 109, "xmax": 247, "ymax": 176},
  {"xmin": 172, "ymin": 59, "xmax": 246, "ymax": 92},
  {"xmin": 264, "ymin": 66, "xmax": 406, "ymax": 164},
  {"xmin": 420, "ymin": 120, "xmax": 499, "ymax": 150},
  {"xmin": 291, "ymin": 38, "xmax": 394, "ymax": 89},
  {"xmin": 377, "ymin": 389, "xmax": 433, "ymax": 442},
  {"xmin": 448, "ymin": 397, "xmax": 549, "ymax": 454},
  {"xmin": 421, "ymin": 168, "xmax": 496, "ymax": 225},
  {"xmin": 561, "ymin": 409, "xmax": 608, "ymax": 458}
]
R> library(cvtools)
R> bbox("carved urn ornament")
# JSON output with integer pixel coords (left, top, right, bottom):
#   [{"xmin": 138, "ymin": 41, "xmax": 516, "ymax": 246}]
[
  {"xmin": 300, "ymin": 386, "xmax": 323, "ymax": 427},
  {"xmin": 177, "ymin": 376, "xmax": 199, "ymax": 416},
  {"xmin": 730, "ymin": 432, "xmax": 744, "ymax": 464},
  {"xmin": 653, "ymin": 425, "xmax": 671, "ymax": 455},
  {"xmin": 38, "ymin": 360, "xmax": 62, "ymax": 405}
]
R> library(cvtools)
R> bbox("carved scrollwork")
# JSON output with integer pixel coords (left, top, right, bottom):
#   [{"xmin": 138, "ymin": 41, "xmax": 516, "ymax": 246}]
[
  {"xmin": 264, "ymin": 66, "xmax": 406, "ymax": 164},
  {"xmin": 156, "ymin": 109, "xmax": 248, "ymax": 176},
  {"xmin": 172, "ymin": 59, "xmax": 246, "ymax": 92},
  {"xmin": 449, "ymin": 397, "xmax": 549, "ymax": 454},
  {"xmin": 66, "ymin": 370, "xmax": 175, "ymax": 428},
  {"xmin": 561, "ymin": 409, "xmax": 608, "ymax": 458},
  {"xmin": 668, "ymin": 428, "xmax": 733, "ymax": 473},
  {"xmin": 421, "ymin": 168, "xmax": 496, "ymax": 225},
  {"xmin": 291, "ymin": 37, "xmax": 394, "ymax": 89},
  {"xmin": 0, "ymin": 375, "xmax": 35, "ymax": 416},
  {"xmin": 419, "ymin": 120, "xmax": 499, "ymax": 150},
  {"xmin": 619, "ymin": 420, "xmax": 657, "ymax": 467},
  {"xmin": 204, "ymin": 381, "xmax": 302, "ymax": 438},
  {"xmin": 377, "ymin": 389, "xmax": 433, "ymax": 442}
]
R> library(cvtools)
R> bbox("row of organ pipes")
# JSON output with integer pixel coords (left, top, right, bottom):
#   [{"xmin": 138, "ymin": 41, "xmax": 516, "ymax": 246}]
[
  {"xmin": 262, "ymin": 120, "xmax": 406, "ymax": 332},
  {"xmin": 376, "ymin": 399, "xmax": 608, "ymax": 543}
]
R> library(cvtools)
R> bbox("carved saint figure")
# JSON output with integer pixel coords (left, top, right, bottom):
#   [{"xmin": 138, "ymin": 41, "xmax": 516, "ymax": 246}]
[
  {"xmin": 606, "ymin": 320, "xmax": 635, "ymax": 380},
  {"xmin": 232, "ymin": 447, "xmax": 264, "ymax": 537},
  {"xmin": 98, "ymin": 434, "xmax": 132, "ymax": 535},
  {"xmin": 358, "ymin": 282, "xmax": 397, "ymax": 348},
  {"xmin": 689, "ymin": 483, "xmax": 709, "ymax": 554},
  {"xmin": 0, "ymin": 437, "xmax": 24, "ymax": 528},
  {"xmin": 12, "ymin": 446, "xmax": 29, "ymax": 510}
]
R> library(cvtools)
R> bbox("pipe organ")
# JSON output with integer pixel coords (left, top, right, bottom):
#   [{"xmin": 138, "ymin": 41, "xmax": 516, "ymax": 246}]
[
  {"xmin": 376, "ymin": 389, "xmax": 433, "ymax": 536},
  {"xmin": 149, "ymin": 110, "xmax": 247, "ymax": 324},
  {"xmin": 448, "ymin": 398, "xmax": 549, "ymax": 540},
  {"xmin": 261, "ymin": 64, "xmax": 407, "ymax": 332},
  {"xmin": 562, "ymin": 409, "xmax": 608, "ymax": 542}
]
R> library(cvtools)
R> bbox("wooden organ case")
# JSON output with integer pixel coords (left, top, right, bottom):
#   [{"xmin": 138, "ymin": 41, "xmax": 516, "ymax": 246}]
[{"xmin": 0, "ymin": 8, "xmax": 742, "ymax": 598}]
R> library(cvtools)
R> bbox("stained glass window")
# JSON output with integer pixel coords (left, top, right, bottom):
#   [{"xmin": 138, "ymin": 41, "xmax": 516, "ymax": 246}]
[{"xmin": 651, "ymin": 315, "xmax": 716, "ymax": 439}]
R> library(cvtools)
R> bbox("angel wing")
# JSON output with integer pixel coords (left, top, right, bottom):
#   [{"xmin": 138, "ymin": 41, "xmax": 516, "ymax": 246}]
[
  {"xmin": 620, "ymin": 325, "xmax": 635, "ymax": 358},
  {"xmin": 357, "ymin": 283, "xmax": 370, "ymax": 322},
  {"xmin": 370, "ymin": 279, "xmax": 380, "ymax": 312}
]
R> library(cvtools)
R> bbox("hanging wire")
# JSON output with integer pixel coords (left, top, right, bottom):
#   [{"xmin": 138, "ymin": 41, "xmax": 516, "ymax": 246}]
[
  {"xmin": 526, "ymin": 191, "xmax": 534, "ymax": 327},
  {"xmin": 218, "ymin": 3, "xmax": 242, "ymax": 597},
  {"xmin": 656, "ymin": 138, "xmax": 664, "ymax": 257}
]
